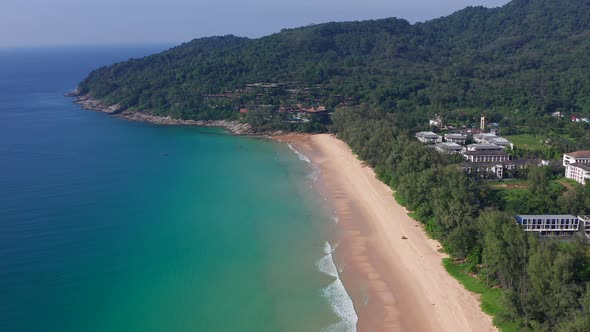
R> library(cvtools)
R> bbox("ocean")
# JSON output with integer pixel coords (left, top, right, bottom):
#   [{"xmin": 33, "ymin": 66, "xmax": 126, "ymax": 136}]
[{"xmin": 0, "ymin": 46, "xmax": 357, "ymax": 331}]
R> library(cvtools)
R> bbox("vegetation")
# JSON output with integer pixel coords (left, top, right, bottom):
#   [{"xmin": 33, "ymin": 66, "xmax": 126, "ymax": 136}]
[
  {"xmin": 79, "ymin": 0, "xmax": 590, "ymax": 146},
  {"xmin": 443, "ymin": 258, "xmax": 521, "ymax": 332},
  {"xmin": 330, "ymin": 106, "xmax": 590, "ymax": 331},
  {"xmin": 78, "ymin": 0, "xmax": 590, "ymax": 330},
  {"xmin": 504, "ymin": 134, "xmax": 545, "ymax": 152}
]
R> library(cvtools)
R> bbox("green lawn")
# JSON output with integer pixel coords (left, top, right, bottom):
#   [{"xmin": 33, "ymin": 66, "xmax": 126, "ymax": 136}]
[
  {"xmin": 443, "ymin": 259, "xmax": 523, "ymax": 332},
  {"xmin": 487, "ymin": 179, "xmax": 529, "ymax": 189},
  {"xmin": 504, "ymin": 134, "xmax": 545, "ymax": 151}
]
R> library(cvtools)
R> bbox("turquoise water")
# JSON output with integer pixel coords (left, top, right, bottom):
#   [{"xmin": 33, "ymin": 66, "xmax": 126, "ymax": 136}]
[{"xmin": 0, "ymin": 47, "xmax": 355, "ymax": 331}]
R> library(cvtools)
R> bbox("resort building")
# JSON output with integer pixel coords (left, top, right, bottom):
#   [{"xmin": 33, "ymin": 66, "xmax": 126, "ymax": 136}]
[
  {"xmin": 466, "ymin": 144, "xmax": 505, "ymax": 152},
  {"xmin": 463, "ymin": 150, "xmax": 510, "ymax": 163},
  {"xmin": 515, "ymin": 215, "xmax": 580, "ymax": 237},
  {"xmin": 444, "ymin": 133, "xmax": 467, "ymax": 145},
  {"xmin": 473, "ymin": 133, "xmax": 498, "ymax": 144},
  {"xmin": 486, "ymin": 137, "xmax": 513, "ymax": 149},
  {"xmin": 581, "ymin": 215, "xmax": 590, "ymax": 239},
  {"xmin": 435, "ymin": 142, "xmax": 463, "ymax": 154},
  {"xmin": 563, "ymin": 151, "xmax": 590, "ymax": 184},
  {"xmin": 563, "ymin": 151, "xmax": 590, "ymax": 167},
  {"xmin": 415, "ymin": 131, "xmax": 442, "ymax": 144},
  {"xmin": 473, "ymin": 133, "xmax": 513, "ymax": 150},
  {"xmin": 461, "ymin": 162, "xmax": 506, "ymax": 178},
  {"xmin": 565, "ymin": 163, "xmax": 590, "ymax": 185}
]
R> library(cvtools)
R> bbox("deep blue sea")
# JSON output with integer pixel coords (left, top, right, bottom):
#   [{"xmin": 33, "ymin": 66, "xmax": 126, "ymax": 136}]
[{"xmin": 0, "ymin": 46, "xmax": 356, "ymax": 331}]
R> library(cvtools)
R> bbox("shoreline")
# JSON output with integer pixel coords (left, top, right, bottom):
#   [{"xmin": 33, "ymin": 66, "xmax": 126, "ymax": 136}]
[
  {"xmin": 70, "ymin": 94, "xmax": 282, "ymax": 136},
  {"xmin": 274, "ymin": 133, "xmax": 496, "ymax": 332}
]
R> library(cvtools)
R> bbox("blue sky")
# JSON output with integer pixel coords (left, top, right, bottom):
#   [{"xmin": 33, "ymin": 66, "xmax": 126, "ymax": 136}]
[{"xmin": 0, "ymin": 0, "xmax": 510, "ymax": 47}]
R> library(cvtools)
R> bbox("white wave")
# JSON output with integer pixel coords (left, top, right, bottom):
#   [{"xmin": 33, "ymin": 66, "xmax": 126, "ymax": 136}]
[
  {"xmin": 318, "ymin": 243, "xmax": 339, "ymax": 278},
  {"xmin": 323, "ymin": 241, "xmax": 333, "ymax": 255},
  {"xmin": 330, "ymin": 216, "xmax": 339, "ymax": 224},
  {"xmin": 287, "ymin": 143, "xmax": 311, "ymax": 163},
  {"xmin": 323, "ymin": 279, "xmax": 358, "ymax": 332},
  {"xmin": 318, "ymin": 242, "xmax": 358, "ymax": 332}
]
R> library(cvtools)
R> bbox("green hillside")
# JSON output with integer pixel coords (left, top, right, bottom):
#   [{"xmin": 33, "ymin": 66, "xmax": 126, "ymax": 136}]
[{"xmin": 79, "ymin": 0, "xmax": 590, "ymax": 131}]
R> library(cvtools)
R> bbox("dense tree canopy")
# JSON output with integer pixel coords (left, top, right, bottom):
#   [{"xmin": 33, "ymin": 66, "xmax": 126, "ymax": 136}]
[
  {"xmin": 78, "ymin": 1, "xmax": 590, "ymax": 330},
  {"xmin": 329, "ymin": 106, "xmax": 590, "ymax": 331},
  {"xmin": 79, "ymin": 0, "xmax": 590, "ymax": 132}
]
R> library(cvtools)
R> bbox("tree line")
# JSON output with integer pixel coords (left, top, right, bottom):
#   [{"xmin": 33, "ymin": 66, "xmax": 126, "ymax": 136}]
[{"xmin": 332, "ymin": 105, "xmax": 590, "ymax": 331}]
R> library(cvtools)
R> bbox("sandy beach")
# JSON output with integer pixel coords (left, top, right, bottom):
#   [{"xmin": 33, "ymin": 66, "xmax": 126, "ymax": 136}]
[{"xmin": 275, "ymin": 133, "xmax": 496, "ymax": 332}]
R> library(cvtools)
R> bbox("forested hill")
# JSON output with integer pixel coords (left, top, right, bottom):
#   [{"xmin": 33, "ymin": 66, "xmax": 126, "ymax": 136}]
[{"xmin": 78, "ymin": 0, "xmax": 590, "ymax": 124}]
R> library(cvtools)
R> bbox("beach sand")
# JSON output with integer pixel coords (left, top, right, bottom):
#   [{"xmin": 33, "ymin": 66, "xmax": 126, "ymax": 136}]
[{"xmin": 274, "ymin": 133, "xmax": 496, "ymax": 332}]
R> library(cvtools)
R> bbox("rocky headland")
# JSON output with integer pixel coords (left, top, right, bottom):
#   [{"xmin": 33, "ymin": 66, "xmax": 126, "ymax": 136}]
[{"xmin": 69, "ymin": 92, "xmax": 269, "ymax": 136}]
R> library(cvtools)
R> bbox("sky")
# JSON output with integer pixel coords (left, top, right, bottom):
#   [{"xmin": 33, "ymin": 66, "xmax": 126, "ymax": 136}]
[{"xmin": 0, "ymin": 0, "xmax": 511, "ymax": 47}]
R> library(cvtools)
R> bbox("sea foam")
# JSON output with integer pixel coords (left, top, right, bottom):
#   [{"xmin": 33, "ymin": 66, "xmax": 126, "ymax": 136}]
[
  {"xmin": 287, "ymin": 143, "xmax": 311, "ymax": 163},
  {"xmin": 318, "ymin": 241, "xmax": 358, "ymax": 332}
]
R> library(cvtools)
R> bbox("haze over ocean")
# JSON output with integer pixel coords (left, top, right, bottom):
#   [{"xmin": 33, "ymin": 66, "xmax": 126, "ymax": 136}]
[{"xmin": 0, "ymin": 46, "xmax": 354, "ymax": 331}]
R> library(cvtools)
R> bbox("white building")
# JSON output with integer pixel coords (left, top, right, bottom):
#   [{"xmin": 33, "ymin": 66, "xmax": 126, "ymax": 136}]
[
  {"xmin": 466, "ymin": 144, "xmax": 505, "ymax": 152},
  {"xmin": 473, "ymin": 133, "xmax": 513, "ymax": 150},
  {"xmin": 444, "ymin": 134, "xmax": 467, "ymax": 144},
  {"xmin": 435, "ymin": 142, "xmax": 463, "ymax": 154},
  {"xmin": 462, "ymin": 163, "xmax": 505, "ymax": 178},
  {"xmin": 566, "ymin": 163, "xmax": 590, "ymax": 185},
  {"xmin": 515, "ymin": 215, "xmax": 580, "ymax": 237},
  {"xmin": 415, "ymin": 131, "xmax": 442, "ymax": 144},
  {"xmin": 563, "ymin": 151, "xmax": 590, "ymax": 184},
  {"xmin": 563, "ymin": 150, "xmax": 590, "ymax": 167},
  {"xmin": 486, "ymin": 137, "xmax": 513, "ymax": 149},
  {"xmin": 581, "ymin": 215, "xmax": 590, "ymax": 239},
  {"xmin": 463, "ymin": 150, "xmax": 510, "ymax": 163},
  {"xmin": 473, "ymin": 133, "xmax": 497, "ymax": 143}
]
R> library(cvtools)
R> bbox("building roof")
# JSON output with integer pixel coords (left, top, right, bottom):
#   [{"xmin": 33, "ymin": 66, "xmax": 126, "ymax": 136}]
[
  {"xmin": 569, "ymin": 163, "xmax": 590, "ymax": 172},
  {"xmin": 467, "ymin": 144, "xmax": 504, "ymax": 150},
  {"xmin": 510, "ymin": 158, "xmax": 541, "ymax": 166},
  {"xmin": 444, "ymin": 134, "xmax": 467, "ymax": 139},
  {"xmin": 435, "ymin": 142, "xmax": 463, "ymax": 150},
  {"xmin": 459, "ymin": 162, "xmax": 504, "ymax": 167},
  {"xmin": 566, "ymin": 151, "xmax": 590, "ymax": 159},
  {"xmin": 463, "ymin": 150, "xmax": 509, "ymax": 156},
  {"xmin": 516, "ymin": 215, "xmax": 578, "ymax": 220},
  {"xmin": 416, "ymin": 131, "xmax": 441, "ymax": 138},
  {"xmin": 304, "ymin": 107, "xmax": 327, "ymax": 113},
  {"xmin": 488, "ymin": 137, "xmax": 511, "ymax": 145}
]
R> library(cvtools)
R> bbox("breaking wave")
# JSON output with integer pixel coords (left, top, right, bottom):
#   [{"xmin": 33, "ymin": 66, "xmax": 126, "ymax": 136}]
[
  {"xmin": 318, "ymin": 241, "xmax": 358, "ymax": 332},
  {"xmin": 287, "ymin": 143, "xmax": 311, "ymax": 163}
]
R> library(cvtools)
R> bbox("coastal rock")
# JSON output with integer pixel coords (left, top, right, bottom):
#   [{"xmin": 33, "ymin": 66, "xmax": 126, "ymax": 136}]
[
  {"xmin": 74, "ymin": 94, "xmax": 122, "ymax": 114},
  {"xmin": 70, "ymin": 94, "xmax": 267, "ymax": 136}
]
